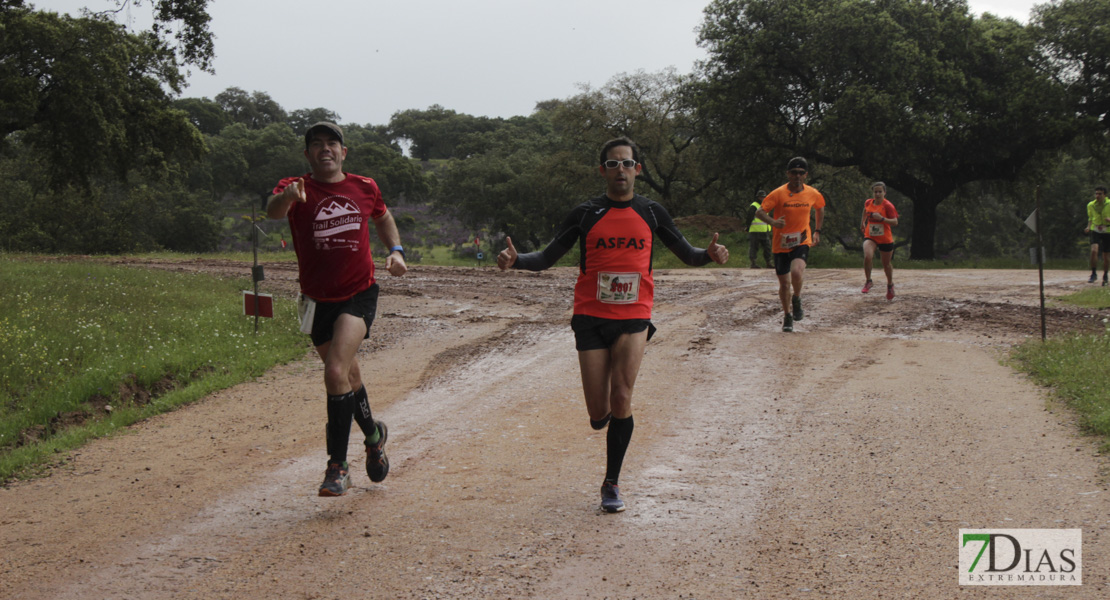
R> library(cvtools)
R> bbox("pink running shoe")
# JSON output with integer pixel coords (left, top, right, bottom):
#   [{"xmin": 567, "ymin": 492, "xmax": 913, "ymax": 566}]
[
  {"xmin": 886, "ymin": 284, "xmax": 895, "ymax": 300},
  {"xmin": 861, "ymin": 280, "xmax": 873, "ymax": 294}
]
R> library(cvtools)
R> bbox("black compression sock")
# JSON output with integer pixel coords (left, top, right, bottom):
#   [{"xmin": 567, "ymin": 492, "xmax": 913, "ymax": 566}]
[
  {"xmin": 605, "ymin": 415, "xmax": 635, "ymax": 484},
  {"xmin": 590, "ymin": 412, "xmax": 612, "ymax": 430},
  {"xmin": 351, "ymin": 385, "xmax": 379, "ymax": 442},
  {"xmin": 326, "ymin": 391, "xmax": 355, "ymax": 463}
]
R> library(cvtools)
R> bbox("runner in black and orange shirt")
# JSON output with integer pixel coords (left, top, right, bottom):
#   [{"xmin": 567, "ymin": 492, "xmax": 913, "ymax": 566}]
[
  {"xmin": 859, "ymin": 181, "xmax": 899, "ymax": 300},
  {"xmin": 753, "ymin": 157, "xmax": 825, "ymax": 332},
  {"xmin": 497, "ymin": 137, "xmax": 729, "ymax": 513}
]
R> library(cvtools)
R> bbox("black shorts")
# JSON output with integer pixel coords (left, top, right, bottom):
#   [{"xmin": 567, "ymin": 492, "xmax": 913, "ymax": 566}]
[
  {"xmin": 571, "ymin": 315, "xmax": 657, "ymax": 352},
  {"xmin": 1091, "ymin": 231, "xmax": 1110, "ymax": 251},
  {"xmin": 865, "ymin": 239, "xmax": 895, "ymax": 253},
  {"xmin": 773, "ymin": 246, "xmax": 810, "ymax": 275},
  {"xmin": 309, "ymin": 284, "xmax": 379, "ymax": 347}
]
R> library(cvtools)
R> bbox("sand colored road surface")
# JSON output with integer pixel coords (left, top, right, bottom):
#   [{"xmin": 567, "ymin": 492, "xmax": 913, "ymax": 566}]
[{"xmin": 2, "ymin": 263, "xmax": 1109, "ymax": 598}]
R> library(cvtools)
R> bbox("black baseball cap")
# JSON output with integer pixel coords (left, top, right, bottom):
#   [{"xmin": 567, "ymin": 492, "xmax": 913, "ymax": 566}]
[
  {"xmin": 304, "ymin": 122, "xmax": 344, "ymax": 148},
  {"xmin": 787, "ymin": 156, "xmax": 808, "ymax": 171}
]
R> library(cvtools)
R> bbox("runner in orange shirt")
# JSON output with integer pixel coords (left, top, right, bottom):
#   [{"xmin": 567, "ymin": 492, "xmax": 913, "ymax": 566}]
[
  {"xmin": 753, "ymin": 157, "xmax": 825, "ymax": 332},
  {"xmin": 859, "ymin": 182, "xmax": 899, "ymax": 300}
]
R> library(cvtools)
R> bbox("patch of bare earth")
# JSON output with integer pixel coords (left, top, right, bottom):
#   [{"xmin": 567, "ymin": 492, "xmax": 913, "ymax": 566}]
[{"xmin": 2, "ymin": 264, "xmax": 1109, "ymax": 598}]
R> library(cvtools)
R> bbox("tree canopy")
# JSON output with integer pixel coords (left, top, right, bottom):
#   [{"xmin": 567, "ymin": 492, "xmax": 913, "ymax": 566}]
[
  {"xmin": 1, "ymin": 5, "xmax": 204, "ymax": 188},
  {"xmin": 1033, "ymin": 0, "xmax": 1110, "ymax": 138},
  {"xmin": 696, "ymin": 0, "xmax": 1077, "ymax": 258},
  {"xmin": 3, "ymin": 0, "xmax": 1109, "ymax": 261}
]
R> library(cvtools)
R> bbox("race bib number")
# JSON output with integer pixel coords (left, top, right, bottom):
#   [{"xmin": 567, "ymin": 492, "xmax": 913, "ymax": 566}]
[
  {"xmin": 298, "ymin": 294, "xmax": 316, "ymax": 334},
  {"xmin": 868, "ymin": 223, "xmax": 886, "ymax": 237},
  {"xmin": 1097, "ymin": 225, "xmax": 1107, "ymax": 233},
  {"xmin": 781, "ymin": 231, "xmax": 805, "ymax": 249},
  {"xmin": 597, "ymin": 272, "xmax": 641, "ymax": 304}
]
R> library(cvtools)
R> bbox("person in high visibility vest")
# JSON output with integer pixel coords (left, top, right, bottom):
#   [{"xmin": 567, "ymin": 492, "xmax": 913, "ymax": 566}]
[
  {"xmin": 1084, "ymin": 186, "xmax": 1110, "ymax": 285},
  {"xmin": 747, "ymin": 190, "xmax": 773, "ymax": 268}
]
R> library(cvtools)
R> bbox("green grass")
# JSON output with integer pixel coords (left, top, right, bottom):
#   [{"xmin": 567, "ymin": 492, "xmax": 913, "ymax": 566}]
[
  {"xmin": 125, "ymin": 250, "xmax": 298, "ymax": 263},
  {"xmin": 652, "ymin": 231, "xmax": 746, "ymax": 269},
  {"xmin": 1055, "ymin": 286, "xmax": 1110, "ymax": 310},
  {"xmin": 416, "ymin": 245, "xmax": 503, "ymax": 267},
  {"xmin": 1011, "ymin": 286, "xmax": 1110, "ymax": 450},
  {"xmin": 0, "ymin": 256, "xmax": 310, "ymax": 480}
]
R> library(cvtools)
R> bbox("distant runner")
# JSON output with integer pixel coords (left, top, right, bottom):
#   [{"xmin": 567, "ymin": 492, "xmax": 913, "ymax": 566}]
[
  {"xmin": 753, "ymin": 157, "xmax": 825, "ymax": 332},
  {"xmin": 1084, "ymin": 186, "xmax": 1109, "ymax": 286},
  {"xmin": 497, "ymin": 137, "xmax": 729, "ymax": 512},
  {"xmin": 860, "ymin": 182, "xmax": 899, "ymax": 300}
]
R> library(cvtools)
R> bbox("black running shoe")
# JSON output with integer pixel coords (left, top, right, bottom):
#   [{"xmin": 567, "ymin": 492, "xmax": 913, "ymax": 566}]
[
  {"xmin": 600, "ymin": 481, "xmax": 625, "ymax": 513},
  {"xmin": 365, "ymin": 421, "xmax": 389, "ymax": 483},
  {"xmin": 1104, "ymin": 276, "xmax": 1108, "ymax": 287},
  {"xmin": 318, "ymin": 461, "xmax": 350, "ymax": 497},
  {"xmin": 791, "ymin": 295, "xmax": 804, "ymax": 321},
  {"xmin": 1089, "ymin": 273, "xmax": 1098, "ymax": 283},
  {"xmin": 782, "ymin": 314, "xmax": 794, "ymax": 333}
]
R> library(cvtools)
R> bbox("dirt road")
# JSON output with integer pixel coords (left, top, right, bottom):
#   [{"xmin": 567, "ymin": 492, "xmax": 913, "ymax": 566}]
[{"xmin": 2, "ymin": 263, "xmax": 1108, "ymax": 598}]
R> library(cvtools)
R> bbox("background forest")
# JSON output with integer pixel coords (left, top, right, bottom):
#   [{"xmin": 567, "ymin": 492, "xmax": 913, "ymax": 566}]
[{"xmin": 2, "ymin": 0, "xmax": 1109, "ymax": 262}]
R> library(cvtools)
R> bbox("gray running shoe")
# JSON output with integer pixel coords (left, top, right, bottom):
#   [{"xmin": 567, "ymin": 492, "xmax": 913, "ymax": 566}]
[
  {"xmin": 782, "ymin": 314, "xmax": 794, "ymax": 332},
  {"xmin": 318, "ymin": 461, "xmax": 350, "ymax": 497},
  {"xmin": 365, "ymin": 421, "xmax": 389, "ymax": 483},
  {"xmin": 600, "ymin": 481, "xmax": 625, "ymax": 513},
  {"xmin": 792, "ymin": 295, "xmax": 804, "ymax": 321}
]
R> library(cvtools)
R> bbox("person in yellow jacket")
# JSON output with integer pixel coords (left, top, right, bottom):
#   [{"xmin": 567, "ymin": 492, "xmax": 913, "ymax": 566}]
[
  {"xmin": 746, "ymin": 190, "xmax": 773, "ymax": 268},
  {"xmin": 1085, "ymin": 186, "xmax": 1110, "ymax": 285}
]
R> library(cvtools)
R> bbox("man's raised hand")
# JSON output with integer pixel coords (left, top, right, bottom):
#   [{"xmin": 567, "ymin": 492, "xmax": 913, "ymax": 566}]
[
  {"xmin": 497, "ymin": 236, "xmax": 518, "ymax": 271},
  {"xmin": 286, "ymin": 178, "xmax": 307, "ymax": 203},
  {"xmin": 707, "ymin": 232, "xmax": 729, "ymax": 265}
]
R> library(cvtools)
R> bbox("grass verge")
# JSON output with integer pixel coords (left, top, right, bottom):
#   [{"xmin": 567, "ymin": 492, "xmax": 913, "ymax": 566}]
[
  {"xmin": 0, "ymin": 256, "xmax": 310, "ymax": 481},
  {"xmin": 1011, "ymin": 287, "xmax": 1110, "ymax": 450}
]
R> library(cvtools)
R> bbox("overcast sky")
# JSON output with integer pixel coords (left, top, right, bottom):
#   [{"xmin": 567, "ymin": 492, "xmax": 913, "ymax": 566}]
[{"xmin": 33, "ymin": 0, "xmax": 1039, "ymax": 127}]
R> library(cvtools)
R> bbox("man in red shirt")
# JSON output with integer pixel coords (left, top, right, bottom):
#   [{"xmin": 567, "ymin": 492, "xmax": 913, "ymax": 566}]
[
  {"xmin": 753, "ymin": 157, "xmax": 825, "ymax": 332},
  {"xmin": 497, "ymin": 137, "xmax": 729, "ymax": 512},
  {"xmin": 859, "ymin": 182, "xmax": 899, "ymax": 300},
  {"xmin": 268, "ymin": 122, "xmax": 408, "ymax": 496}
]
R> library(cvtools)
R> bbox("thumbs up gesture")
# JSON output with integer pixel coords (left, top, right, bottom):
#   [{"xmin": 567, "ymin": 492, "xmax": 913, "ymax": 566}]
[
  {"xmin": 497, "ymin": 236, "xmax": 518, "ymax": 271},
  {"xmin": 707, "ymin": 232, "xmax": 729, "ymax": 264}
]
